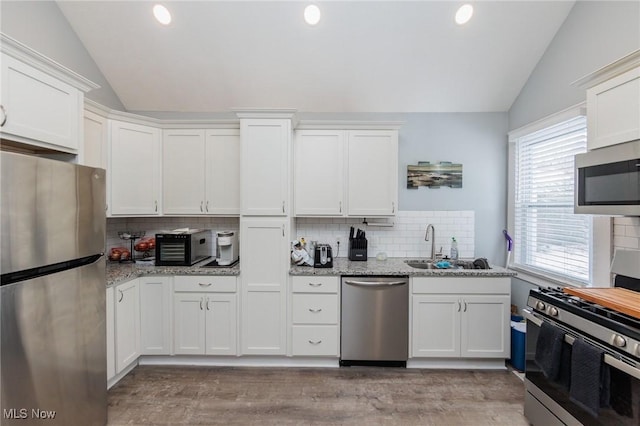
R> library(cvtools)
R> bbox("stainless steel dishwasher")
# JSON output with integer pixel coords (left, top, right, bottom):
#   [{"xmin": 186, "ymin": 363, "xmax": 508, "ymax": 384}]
[{"xmin": 340, "ymin": 276, "xmax": 409, "ymax": 367}]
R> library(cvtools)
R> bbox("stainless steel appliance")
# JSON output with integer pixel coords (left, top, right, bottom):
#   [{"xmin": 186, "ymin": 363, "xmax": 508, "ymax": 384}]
[
  {"xmin": 314, "ymin": 244, "xmax": 333, "ymax": 268},
  {"xmin": 0, "ymin": 151, "xmax": 107, "ymax": 425},
  {"xmin": 575, "ymin": 139, "xmax": 640, "ymax": 215},
  {"xmin": 523, "ymin": 250, "xmax": 640, "ymax": 425},
  {"xmin": 216, "ymin": 231, "xmax": 238, "ymax": 266},
  {"xmin": 155, "ymin": 229, "xmax": 212, "ymax": 266},
  {"xmin": 340, "ymin": 276, "xmax": 409, "ymax": 367}
]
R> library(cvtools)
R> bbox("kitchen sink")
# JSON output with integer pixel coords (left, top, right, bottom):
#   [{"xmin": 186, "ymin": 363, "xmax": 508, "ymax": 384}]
[{"xmin": 404, "ymin": 259, "xmax": 475, "ymax": 270}]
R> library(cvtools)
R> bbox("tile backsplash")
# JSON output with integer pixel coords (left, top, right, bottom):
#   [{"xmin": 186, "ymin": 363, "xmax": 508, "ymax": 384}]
[
  {"xmin": 106, "ymin": 211, "xmax": 474, "ymax": 259},
  {"xmin": 107, "ymin": 217, "xmax": 239, "ymax": 256},
  {"xmin": 613, "ymin": 217, "xmax": 640, "ymax": 251},
  {"xmin": 295, "ymin": 211, "xmax": 475, "ymax": 259}
]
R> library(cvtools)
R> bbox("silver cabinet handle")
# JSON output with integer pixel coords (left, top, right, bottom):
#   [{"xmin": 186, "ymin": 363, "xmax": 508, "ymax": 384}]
[
  {"xmin": 200, "ymin": 297, "xmax": 203, "ymax": 310},
  {"xmin": 344, "ymin": 280, "xmax": 406, "ymax": 287},
  {"xmin": 309, "ymin": 282, "xmax": 322, "ymax": 287},
  {"xmin": 200, "ymin": 201, "xmax": 204, "ymax": 212},
  {"xmin": 339, "ymin": 201, "xmax": 342, "ymax": 213},
  {"xmin": 308, "ymin": 308, "xmax": 322, "ymax": 313},
  {"xmin": 392, "ymin": 202, "xmax": 395, "ymax": 213},
  {"xmin": 206, "ymin": 297, "xmax": 210, "ymax": 311},
  {"xmin": 206, "ymin": 201, "xmax": 209, "ymax": 212},
  {"xmin": 457, "ymin": 300, "xmax": 461, "ymax": 312},
  {"xmin": 282, "ymin": 225, "xmax": 285, "ymax": 237},
  {"xmin": 154, "ymin": 200, "xmax": 158, "ymax": 212},
  {"xmin": 308, "ymin": 340, "xmax": 322, "ymax": 345},
  {"xmin": 118, "ymin": 289, "xmax": 124, "ymax": 302},
  {"xmin": 463, "ymin": 300, "xmax": 467, "ymax": 312},
  {"xmin": 0, "ymin": 105, "xmax": 6, "ymax": 127},
  {"xmin": 282, "ymin": 201, "xmax": 285, "ymax": 213},
  {"xmin": 199, "ymin": 282, "xmax": 212, "ymax": 287}
]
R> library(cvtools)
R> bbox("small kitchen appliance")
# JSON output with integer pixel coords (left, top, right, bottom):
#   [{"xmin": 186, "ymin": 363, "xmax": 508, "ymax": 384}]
[
  {"xmin": 314, "ymin": 244, "xmax": 333, "ymax": 268},
  {"xmin": 155, "ymin": 229, "xmax": 212, "ymax": 266},
  {"xmin": 216, "ymin": 231, "xmax": 239, "ymax": 266}
]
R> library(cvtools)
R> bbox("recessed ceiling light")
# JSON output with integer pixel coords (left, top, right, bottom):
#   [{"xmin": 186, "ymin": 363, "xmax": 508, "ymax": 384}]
[
  {"xmin": 455, "ymin": 4, "xmax": 473, "ymax": 25},
  {"xmin": 304, "ymin": 4, "xmax": 321, "ymax": 26},
  {"xmin": 153, "ymin": 4, "xmax": 172, "ymax": 25}
]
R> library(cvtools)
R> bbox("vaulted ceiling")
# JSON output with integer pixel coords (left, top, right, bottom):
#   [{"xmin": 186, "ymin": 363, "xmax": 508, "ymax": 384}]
[{"xmin": 56, "ymin": 1, "xmax": 575, "ymax": 113}]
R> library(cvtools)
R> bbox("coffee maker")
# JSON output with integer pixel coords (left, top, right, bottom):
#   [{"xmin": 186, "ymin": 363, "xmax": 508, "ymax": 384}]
[{"xmin": 216, "ymin": 231, "xmax": 239, "ymax": 265}]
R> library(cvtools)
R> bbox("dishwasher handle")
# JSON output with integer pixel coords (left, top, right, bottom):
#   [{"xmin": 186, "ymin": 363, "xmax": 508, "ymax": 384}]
[{"xmin": 343, "ymin": 279, "xmax": 407, "ymax": 287}]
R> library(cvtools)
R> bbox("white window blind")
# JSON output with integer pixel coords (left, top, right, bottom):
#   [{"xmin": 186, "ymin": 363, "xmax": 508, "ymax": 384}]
[{"xmin": 514, "ymin": 116, "xmax": 592, "ymax": 284}]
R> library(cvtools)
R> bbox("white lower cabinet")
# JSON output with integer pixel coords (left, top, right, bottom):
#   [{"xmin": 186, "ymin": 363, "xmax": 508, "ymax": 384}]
[
  {"xmin": 411, "ymin": 277, "xmax": 510, "ymax": 359},
  {"xmin": 139, "ymin": 276, "xmax": 172, "ymax": 355},
  {"xmin": 114, "ymin": 279, "xmax": 140, "ymax": 372},
  {"xmin": 173, "ymin": 276, "xmax": 237, "ymax": 355},
  {"xmin": 106, "ymin": 286, "xmax": 115, "ymax": 381},
  {"xmin": 290, "ymin": 276, "xmax": 340, "ymax": 357}
]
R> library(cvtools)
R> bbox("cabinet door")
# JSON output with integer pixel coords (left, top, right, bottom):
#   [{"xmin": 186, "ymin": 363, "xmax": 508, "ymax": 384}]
[
  {"xmin": 205, "ymin": 294, "xmax": 237, "ymax": 355},
  {"xmin": 139, "ymin": 277, "xmax": 172, "ymax": 355},
  {"xmin": 587, "ymin": 67, "xmax": 640, "ymax": 150},
  {"xmin": 115, "ymin": 279, "xmax": 140, "ymax": 372},
  {"xmin": 109, "ymin": 121, "xmax": 161, "ymax": 215},
  {"xmin": 83, "ymin": 110, "xmax": 107, "ymax": 168},
  {"xmin": 294, "ymin": 130, "xmax": 345, "ymax": 216},
  {"xmin": 173, "ymin": 293, "xmax": 206, "ymax": 355},
  {"xmin": 0, "ymin": 54, "xmax": 80, "ymax": 151},
  {"xmin": 347, "ymin": 130, "xmax": 398, "ymax": 216},
  {"xmin": 241, "ymin": 218, "xmax": 288, "ymax": 354},
  {"xmin": 106, "ymin": 286, "xmax": 115, "ymax": 381},
  {"xmin": 411, "ymin": 295, "xmax": 460, "ymax": 358},
  {"xmin": 240, "ymin": 119, "xmax": 290, "ymax": 215},
  {"xmin": 461, "ymin": 295, "xmax": 510, "ymax": 358},
  {"xmin": 206, "ymin": 129, "xmax": 240, "ymax": 215},
  {"xmin": 163, "ymin": 129, "xmax": 206, "ymax": 215}
]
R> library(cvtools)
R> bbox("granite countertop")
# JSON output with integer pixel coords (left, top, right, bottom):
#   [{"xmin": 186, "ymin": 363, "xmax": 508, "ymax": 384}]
[
  {"xmin": 106, "ymin": 258, "xmax": 240, "ymax": 287},
  {"xmin": 289, "ymin": 257, "xmax": 516, "ymax": 277}
]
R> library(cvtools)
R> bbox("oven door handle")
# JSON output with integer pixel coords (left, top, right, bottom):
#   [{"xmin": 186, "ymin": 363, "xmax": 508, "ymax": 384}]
[{"xmin": 523, "ymin": 309, "xmax": 640, "ymax": 381}]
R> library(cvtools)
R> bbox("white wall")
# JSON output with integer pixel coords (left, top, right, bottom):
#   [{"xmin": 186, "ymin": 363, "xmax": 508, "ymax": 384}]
[
  {"xmin": 1, "ymin": 1, "xmax": 125, "ymax": 110},
  {"xmin": 509, "ymin": 1, "xmax": 640, "ymax": 131}
]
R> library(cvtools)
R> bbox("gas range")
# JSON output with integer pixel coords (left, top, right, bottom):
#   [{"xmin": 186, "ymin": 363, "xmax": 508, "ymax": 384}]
[{"xmin": 527, "ymin": 285, "xmax": 640, "ymax": 362}]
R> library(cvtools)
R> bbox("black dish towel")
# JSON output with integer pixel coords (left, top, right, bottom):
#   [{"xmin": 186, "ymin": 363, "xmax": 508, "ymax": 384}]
[
  {"xmin": 570, "ymin": 338, "xmax": 607, "ymax": 418},
  {"xmin": 534, "ymin": 321, "xmax": 565, "ymax": 380}
]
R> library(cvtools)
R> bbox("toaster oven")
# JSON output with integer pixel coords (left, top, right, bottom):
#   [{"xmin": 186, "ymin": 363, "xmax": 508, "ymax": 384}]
[{"xmin": 155, "ymin": 229, "xmax": 212, "ymax": 266}]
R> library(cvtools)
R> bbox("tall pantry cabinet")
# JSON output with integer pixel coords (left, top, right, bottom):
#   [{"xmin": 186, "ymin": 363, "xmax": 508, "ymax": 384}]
[{"xmin": 237, "ymin": 111, "xmax": 294, "ymax": 355}]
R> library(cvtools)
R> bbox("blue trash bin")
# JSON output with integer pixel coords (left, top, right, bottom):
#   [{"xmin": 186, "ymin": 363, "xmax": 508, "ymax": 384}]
[{"xmin": 510, "ymin": 321, "xmax": 526, "ymax": 372}]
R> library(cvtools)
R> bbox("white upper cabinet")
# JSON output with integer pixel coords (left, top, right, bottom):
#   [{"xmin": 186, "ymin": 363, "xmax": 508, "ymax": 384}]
[
  {"xmin": 347, "ymin": 130, "xmax": 398, "ymax": 216},
  {"xmin": 294, "ymin": 130, "xmax": 345, "ymax": 216},
  {"xmin": 162, "ymin": 129, "xmax": 207, "ymax": 215},
  {"xmin": 587, "ymin": 66, "xmax": 640, "ymax": 150},
  {"xmin": 205, "ymin": 129, "xmax": 240, "ymax": 215},
  {"xmin": 240, "ymin": 119, "xmax": 291, "ymax": 216},
  {"xmin": 82, "ymin": 109, "xmax": 108, "ymax": 169},
  {"xmin": 109, "ymin": 120, "xmax": 161, "ymax": 216},
  {"xmin": 293, "ymin": 127, "xmax": 400, "ymax": 217},
  {"xmin": 0, "ymin": 54, "xmax": 83, "ymax": 152}
]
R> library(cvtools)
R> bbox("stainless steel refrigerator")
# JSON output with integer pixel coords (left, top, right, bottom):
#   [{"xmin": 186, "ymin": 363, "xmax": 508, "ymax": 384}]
[{"xmin": 0, "ymin": 151, "xmax": 107, "ymax": 425}]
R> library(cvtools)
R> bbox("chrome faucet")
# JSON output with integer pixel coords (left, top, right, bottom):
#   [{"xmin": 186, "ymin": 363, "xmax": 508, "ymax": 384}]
[{"xmin": 425, "ymin": 224, "xmax": 435, "ymax": 261}]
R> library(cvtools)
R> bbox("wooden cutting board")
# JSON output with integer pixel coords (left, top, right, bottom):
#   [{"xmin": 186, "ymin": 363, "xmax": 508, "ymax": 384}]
[{"xmin": 563, "ymin": 287, "xmax": 640, "ymax": 320}]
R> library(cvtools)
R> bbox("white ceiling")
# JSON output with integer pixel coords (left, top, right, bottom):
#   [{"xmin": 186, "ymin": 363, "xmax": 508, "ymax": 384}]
[{"xmin": 56, "ymin": 1, "xmax": 575, "ymax": 113}]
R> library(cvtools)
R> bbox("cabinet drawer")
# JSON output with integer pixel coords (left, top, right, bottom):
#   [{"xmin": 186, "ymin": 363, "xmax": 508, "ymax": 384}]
[
  {"xmin": 291, "ymin": 325, "xmax": 338, "ymax": 356},
  {"xmin": 174, "ymin": 275, "xmax": 237, "ymax": 293},
  {"xmin": 292, "ymin": 294, "xmax": 338, "ymax": 324},
  {"xmin": 412, "ymin": 277, "xmax": 510, "ymax": 295},
  {"xmin": 291, "ymin": 276, "xmax": 339, "ymax": 293}
]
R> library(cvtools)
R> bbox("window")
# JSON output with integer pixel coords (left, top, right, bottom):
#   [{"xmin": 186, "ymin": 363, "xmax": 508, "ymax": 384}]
[{"xmin": 513, "ymin": 115, "xmax": 592, "ymax": 284}]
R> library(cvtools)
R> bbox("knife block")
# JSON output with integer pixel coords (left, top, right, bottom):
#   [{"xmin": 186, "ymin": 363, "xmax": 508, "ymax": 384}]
[{"xmin": 348, "ymin": 238, "xmax": 368, "ymax": 261}]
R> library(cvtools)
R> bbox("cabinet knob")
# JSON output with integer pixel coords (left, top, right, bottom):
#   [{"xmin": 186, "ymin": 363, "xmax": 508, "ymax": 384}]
[{"xmin": 0, "ymin": 105, "xmax": 6, "ymax": 127}]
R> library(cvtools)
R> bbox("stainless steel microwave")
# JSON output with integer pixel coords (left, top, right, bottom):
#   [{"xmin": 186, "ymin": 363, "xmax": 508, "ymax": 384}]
[
  {"xmin": 155, "ymin": 229, "xmax": 212, "ymax": 266},
  {"xmin": 575, "ymin": 140, "xmax": 640, "ymax": 215}
]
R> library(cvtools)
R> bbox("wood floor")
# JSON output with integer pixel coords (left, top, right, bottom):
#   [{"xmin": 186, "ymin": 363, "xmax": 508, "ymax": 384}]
[{"xmin": 107, "ymin": 365, "xmax": 528, "ymax": 425}]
